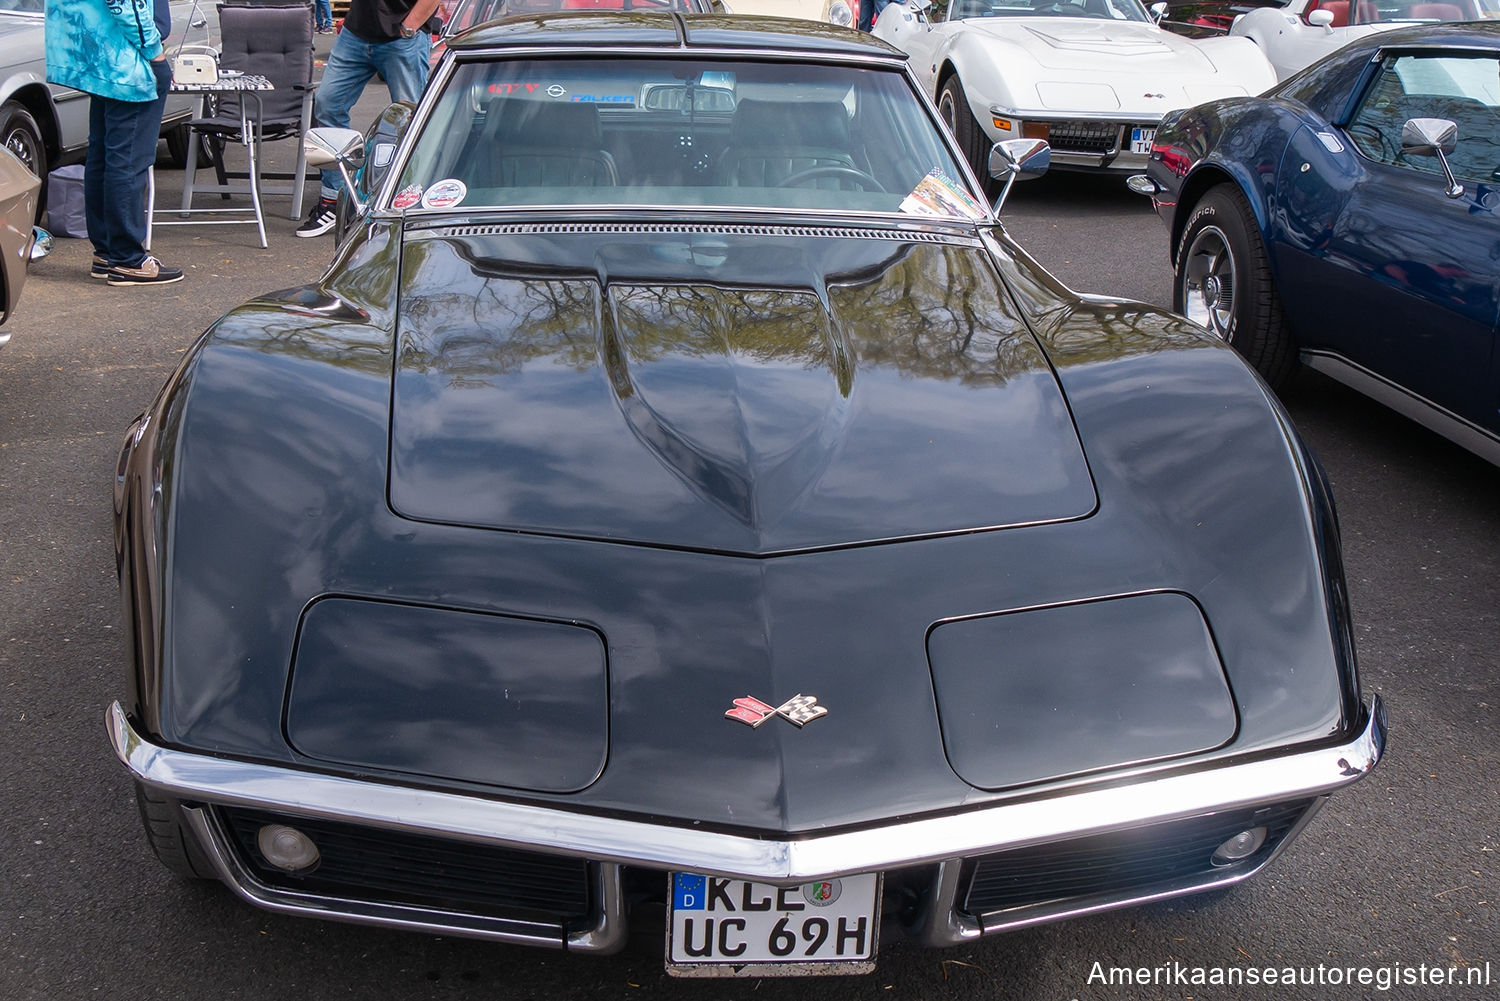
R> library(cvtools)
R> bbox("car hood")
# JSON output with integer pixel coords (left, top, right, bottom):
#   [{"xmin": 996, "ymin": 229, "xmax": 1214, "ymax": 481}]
[
  {"xmin": 958, "ymin": 18, "xmax": 1270, "ymax": 114},
  {"xmin": 969, "ymin": 17, "xmax": 1208, "ymax": 69},
  {"xmin": 388, "ymin": 224, "xmax": 1097, "ymax": 555}
]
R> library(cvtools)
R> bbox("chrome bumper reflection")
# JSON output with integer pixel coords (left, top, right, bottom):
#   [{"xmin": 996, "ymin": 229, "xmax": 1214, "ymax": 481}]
[{"xmin": 109, "ymin": 697, "xmax": 1383, "ymax": 945}]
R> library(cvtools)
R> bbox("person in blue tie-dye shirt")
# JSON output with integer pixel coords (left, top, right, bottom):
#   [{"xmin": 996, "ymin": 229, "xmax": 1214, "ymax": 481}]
[{"xmin": 44, "ymin": 0, "xmax": 184, "ymax": 285}]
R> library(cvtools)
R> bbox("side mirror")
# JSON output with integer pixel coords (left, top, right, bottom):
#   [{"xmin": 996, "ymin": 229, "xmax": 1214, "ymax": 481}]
[
  {"xmin": 360, "ymin": 101, "xmax": 417, "ymax": 204},
  {"xmin": 303, "ymin": 127, "xmax": 365, "ymax": 170},
  {"xmin": 910, "ymin": 0, "xmax": 933, "ymax": 13},
  {"xmin": 1401, "ymin": 117, "xmax": 1463, "ymax": 198},
  {"xmin": 1307, "ymin": 8, "xmax": 1335, "ymax": 27},
  {"xmin": 987, "ymin": 138, "xmax": 1050, "ymax": 211},
  {"xmin": 1149, "ymin": 1, "xmax": 1167, "ymax": 20}
]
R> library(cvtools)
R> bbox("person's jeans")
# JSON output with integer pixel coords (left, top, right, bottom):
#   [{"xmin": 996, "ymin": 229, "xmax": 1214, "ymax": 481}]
[
  {"xmin": 314, "ymin": 0, "xmax": 333, "ymax": 27},
  {"xmin": 85, "ymin": 60, "xmax": 170, "ymax": 267},
  {"xmin": 313, "ymin": 30, "xmax": 431, "ymax": 198}
]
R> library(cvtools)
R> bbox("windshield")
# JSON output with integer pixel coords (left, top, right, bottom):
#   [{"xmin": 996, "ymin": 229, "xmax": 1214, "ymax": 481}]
[
  {"xmin": 948, "ymin": 0, "xmax": 1151, "ymax": 21},
  {"xmin": 394, "ymin": 57, "xmax": 985, "ymax": 218}
]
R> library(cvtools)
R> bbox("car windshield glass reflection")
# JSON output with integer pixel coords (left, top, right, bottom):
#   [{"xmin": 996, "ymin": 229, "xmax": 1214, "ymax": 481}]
[{"xmin": 395, "ymin": 58, "xmax": 982, "ymax": 217}]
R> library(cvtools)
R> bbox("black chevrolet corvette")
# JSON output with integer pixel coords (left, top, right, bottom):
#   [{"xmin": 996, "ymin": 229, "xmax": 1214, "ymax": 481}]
[{"xmin": 110, "ymin": 12, "xmax": 1384, "ymax": 978}]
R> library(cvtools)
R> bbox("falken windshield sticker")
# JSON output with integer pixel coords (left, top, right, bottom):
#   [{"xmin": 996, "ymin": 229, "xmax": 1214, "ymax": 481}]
[
  {"xmin": 391, "ymin": 184, "xmax": 423, "ymax": 210},
  {"xmin": 899, "ymin": 169, "xmax": 986, "ymax": 220},
  {"xmin": 570, "ymin": 94, "xmax": 635, "ymax": 106},
  {"xmin": 421, "ymin": 179, "xmax": 467, "ymax": 210}
]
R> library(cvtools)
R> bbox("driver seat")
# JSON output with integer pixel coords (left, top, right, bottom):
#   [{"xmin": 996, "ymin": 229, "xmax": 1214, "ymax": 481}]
[{"xmin": 717, "ymin": 100, "xmax": 858, "ymax": 188}]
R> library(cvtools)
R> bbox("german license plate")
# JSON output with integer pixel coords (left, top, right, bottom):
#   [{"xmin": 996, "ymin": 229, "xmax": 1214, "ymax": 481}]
[
  {"xmin": 665, "ymin": 873, "xmax": 880, "ymax": 977},
  {"xmin": 1131, "ymin": 127, "xmax": 1156, "ymax": 154}
]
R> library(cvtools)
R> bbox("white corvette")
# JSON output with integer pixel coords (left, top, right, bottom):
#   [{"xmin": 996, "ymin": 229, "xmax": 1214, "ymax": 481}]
[
  {"xmin": 1230, "ymin": 0, "xmax": 1500, "ymax": 80},
  {"xmin": 874, "ymin": 0, "xmax": 1276, "ymax": 174}
]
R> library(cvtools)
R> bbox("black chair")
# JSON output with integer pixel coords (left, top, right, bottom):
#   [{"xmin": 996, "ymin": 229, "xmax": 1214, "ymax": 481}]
[
  {"xmin": 716, "ymin": 99, "xmax": 859, "ymax": 188},
  {"xmin": 178, "ymin": 3, "xmax": 316, "ymax": 242}
]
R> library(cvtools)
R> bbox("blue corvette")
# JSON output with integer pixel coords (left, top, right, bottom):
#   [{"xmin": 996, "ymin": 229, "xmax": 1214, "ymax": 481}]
[{"xmin": 1136, "ymin": 21, "xmax": 1500, "ymax": 466}]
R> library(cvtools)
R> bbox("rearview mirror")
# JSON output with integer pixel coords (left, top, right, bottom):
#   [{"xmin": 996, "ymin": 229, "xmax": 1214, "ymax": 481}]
[{"xmin": 1401, "ymin": 117, "xmax": 1463, "ymax": 198}]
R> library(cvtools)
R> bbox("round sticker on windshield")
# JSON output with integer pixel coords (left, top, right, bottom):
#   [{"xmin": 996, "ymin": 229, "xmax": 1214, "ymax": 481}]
[
  {"xmin": 421, "ymin": 178, "xmax": 467, "ymax": 209},
  {"xmin": 391, "ymin": 184, "xmax": 423, "ymax": 210}
]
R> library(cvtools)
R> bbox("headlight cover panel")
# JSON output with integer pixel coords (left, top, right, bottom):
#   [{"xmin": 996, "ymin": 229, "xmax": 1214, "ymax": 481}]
[
  {"xmin": 285, "ymin": 597, "xmax": 609, "ymax": 793},
  {"xmin": 928, "ymin": 592, "xmax": 1238, "ymax": 791}
]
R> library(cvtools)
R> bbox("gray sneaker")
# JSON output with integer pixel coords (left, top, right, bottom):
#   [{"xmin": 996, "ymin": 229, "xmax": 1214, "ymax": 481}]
[{"xmin": 107, "ymin": 255, "xmax": 184, "ymax": 286}]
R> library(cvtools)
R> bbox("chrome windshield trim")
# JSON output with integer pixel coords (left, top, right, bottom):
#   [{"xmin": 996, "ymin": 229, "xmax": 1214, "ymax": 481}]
[
  {"xmin": 393, "ymin": 206, "xmax": 990, "ymax": 235},
  {"xmin": 449, "ymin": 44, "xmax": 907, "ymax": 69},
  {"xmin": 109, "ymin": 697, "xmax": 1383, "ymax": 884}
]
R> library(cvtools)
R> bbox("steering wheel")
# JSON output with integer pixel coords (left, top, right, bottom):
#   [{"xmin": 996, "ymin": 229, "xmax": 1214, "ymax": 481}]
[
  {"xmin": 775, "ymin": 165, "xmax": 887, "ymax": 192},
  {"xmin": 1346, "ymin": 121, "xmax": 1397, "ymax": 164}
]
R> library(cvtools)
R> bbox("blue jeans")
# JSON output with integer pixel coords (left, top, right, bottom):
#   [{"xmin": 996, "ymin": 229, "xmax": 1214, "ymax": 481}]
[
  {"xmin": 85, "ymin": 59, "xmax": 170, "ymax": 267},
  {"xmin": 314, "ymin": 0, "xmax": 332, "ymax": 27},
  {"xmin": 313, "ymin": 29, "xmax": 430, "ymax": 197}
]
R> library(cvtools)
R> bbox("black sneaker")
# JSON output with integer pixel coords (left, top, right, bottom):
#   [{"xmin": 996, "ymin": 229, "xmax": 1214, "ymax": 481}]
[
  {"xmin": 90, "ymin": 257, "xmax": 113, "ymax": 279},
  {"xmin": 107, "ymin": 255, "xmax": 184, "ymax": 286},
  {"xmin": 297, "ymin": 197, "xmax": 338, "ymax": 238}
]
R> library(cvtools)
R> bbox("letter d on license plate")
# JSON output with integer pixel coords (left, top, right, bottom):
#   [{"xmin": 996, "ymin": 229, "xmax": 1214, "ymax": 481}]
[{"xmin": 665, "ymin": 873, "xmax": 881, "ymax": 977}]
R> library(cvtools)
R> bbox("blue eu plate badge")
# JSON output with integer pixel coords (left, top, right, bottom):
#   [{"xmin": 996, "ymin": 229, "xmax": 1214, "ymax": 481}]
[{"xmin": 674, "ymin": 873, "xmax": 706, "ymax": 911}]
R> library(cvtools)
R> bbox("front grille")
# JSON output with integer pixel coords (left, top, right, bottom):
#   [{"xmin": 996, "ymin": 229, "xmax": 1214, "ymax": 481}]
[
  {"xmin": 219, "ymin": 807, "xmax": 593, "ymax": 925},
  {"xmin": 1045, "ymin": 121, "xmax": 1120, "ymax": 155},
  {"xmin": 964, "ymin": 800, "xmax": 1313, "ymax": 915}
]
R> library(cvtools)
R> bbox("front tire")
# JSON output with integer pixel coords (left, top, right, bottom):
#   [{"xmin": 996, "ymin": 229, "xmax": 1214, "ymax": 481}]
[
  {"xmin": 1174, "ymin": 185, "xmax": 1297, "ymax": 388},
  {"xmin": 937, "ymin": 75, "xmax": 988, "ymax": 183},
  {"xmin": 134, "ymin": 782, "xmax": 216, "ymax": 880}
]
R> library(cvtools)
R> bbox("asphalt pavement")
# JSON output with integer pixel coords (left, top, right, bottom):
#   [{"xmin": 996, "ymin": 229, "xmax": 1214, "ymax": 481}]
[{"xmin": 0, "ymin": 65, "xmax": 1496, "ymax": 1001}]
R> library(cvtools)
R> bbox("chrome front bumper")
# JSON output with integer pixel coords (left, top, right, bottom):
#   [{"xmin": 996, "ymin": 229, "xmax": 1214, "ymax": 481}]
[{"xmin": 109, "ymin": 697, "xmax": 1385, "ymax": 949}]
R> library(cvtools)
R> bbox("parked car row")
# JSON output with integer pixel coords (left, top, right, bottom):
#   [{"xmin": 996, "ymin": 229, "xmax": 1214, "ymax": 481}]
[{"xmin": 0, "ymin": 0, "xmax": 1486, "ymax": 979}]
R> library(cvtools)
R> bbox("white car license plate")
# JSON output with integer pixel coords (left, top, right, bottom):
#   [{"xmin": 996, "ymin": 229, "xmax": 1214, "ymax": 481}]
[
  {"xmin": 1131, "ymin": 127, "xmax": 1156, "ymax": 154},
  {"xmin": 665, "ymin": 873, "xmax": 880, "ymax": 976}
]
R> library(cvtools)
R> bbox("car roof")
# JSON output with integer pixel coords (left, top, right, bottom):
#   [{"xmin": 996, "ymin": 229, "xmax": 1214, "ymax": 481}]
[
  {"xmin": 447, "ymin": 11, "xmax": 907, "ymax": 60},
  {"xmin": 1363, "ymin": 18, "xmax": 1500, "ymax": 54}
]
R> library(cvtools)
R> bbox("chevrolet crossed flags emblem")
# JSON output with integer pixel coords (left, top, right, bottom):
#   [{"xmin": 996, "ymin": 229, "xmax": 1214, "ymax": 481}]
[{"xmin": 725, "ymin": 694, "xmax": 828, "ymax": 728}]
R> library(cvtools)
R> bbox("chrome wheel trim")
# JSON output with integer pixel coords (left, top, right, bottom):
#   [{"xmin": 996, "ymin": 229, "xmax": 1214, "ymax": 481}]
[
  {"xmin": 937, "ymin": 85, "xmax": 958, "ymax": 135},
  {"xmin": 1180, "ymin": 224, "xmax": 1236, "ymax": 343},
  {"xmin": 4, "ymin": 123, "xmax": 40, "ymax": 178}
]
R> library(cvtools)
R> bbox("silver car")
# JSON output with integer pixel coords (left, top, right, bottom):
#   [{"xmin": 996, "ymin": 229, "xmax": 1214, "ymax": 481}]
[{"xmin": 0, "ymin": 0, "xmax": 219, "ymax": 195}]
